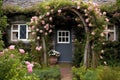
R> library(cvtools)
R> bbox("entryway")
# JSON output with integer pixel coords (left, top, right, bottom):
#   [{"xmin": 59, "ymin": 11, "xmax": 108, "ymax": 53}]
[{"xmin": 55, "ymin": 29, "xmax": 73, "ymax": 63}]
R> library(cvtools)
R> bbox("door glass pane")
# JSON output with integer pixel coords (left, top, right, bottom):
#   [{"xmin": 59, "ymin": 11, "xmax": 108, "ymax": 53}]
[
  {"xmin": 62, "ymin": 37, "xmax": 65, "ymax": 42},
  {"xmin": 62, "ymin": 32, "xmax": 65, "ymax": 36},
  {"xmin": 66, "ymin": 32, "xmax": 68, "ymax": 36},
  {"xmin": 20, "ymin": 25, "xmax": 26, "ymax": 39},
  {"xmin": 59, "ymin": 37, "xmax": 61, "ymax": 42},
  {"xmin": 57, "ymin": 30, "xmax": 70, "ymax": 43},
  {"xmin": 66, "ymin": 37, "xmax": 68, "ymax": 42},
  {"xmin": 59, "ymin": 32, "xmax": 61, "ymax": 36}
]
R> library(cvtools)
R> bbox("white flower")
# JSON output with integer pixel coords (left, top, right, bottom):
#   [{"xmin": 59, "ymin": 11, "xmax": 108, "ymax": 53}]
[{"xmin": 48, "ymin": 50, "xmax": 60, "ymax": 57}]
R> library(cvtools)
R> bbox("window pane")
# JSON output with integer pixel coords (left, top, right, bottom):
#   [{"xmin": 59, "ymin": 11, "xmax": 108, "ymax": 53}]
[
  {"xmin": 13, "ymin": 32, "xmax": 18, "ymax": 40},
  {"xmin": 13, "ymin": 25, "xmax": 18, "ymax": 30},
  {"xmin": 20, "ymin": 25, "xmax": 26, "ymax": 39},
  {"xmin": 108, "ymin": 25, "xmax": 114, "ymax": 30},
  {"xmin": 108, "ymin": 32, "xmax": 114, "ymax": 40}
]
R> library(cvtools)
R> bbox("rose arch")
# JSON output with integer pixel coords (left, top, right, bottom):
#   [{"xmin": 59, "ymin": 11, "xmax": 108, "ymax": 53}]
[{"xmin": 29, "ymin": 0, "xmax": 108, "ymax": 68}]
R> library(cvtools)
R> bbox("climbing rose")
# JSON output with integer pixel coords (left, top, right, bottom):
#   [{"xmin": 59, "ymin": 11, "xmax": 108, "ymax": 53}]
[
  {"xmin": 49, "ymin": 29, "xmax": 52, "ymax": 33},
  {"xmin": 39, "ymin": 30, "xmax": 43, "ymax": 33},
  {"xmin": 103, "ymin": 12, "xmax": 106, "ymax": 15},
  {"xmin": 49, "ymin": 17, "xmax": 53, "ymax": 21},
  {"xmin": 37, "ymin": 36, "xmax": 40, "ymax": 40},
  {"xmin": 9, "ymin": 45, "xmax": 15, "ymax": 50},
  {"xmin": 36, "ymin": 28, "xmax": 39, "ymax": 32},
  {"xmin": 32, "ymin": 26, "xmax": 35, "ymax": 30},
  {"xmin": 105, "ymin": 18, "xmax": 109, "ymax": 22},
  {"xmin": 58, "ymin": 9, "xmax": 61, "ymax": 13},
  {"xmin": 19, "ymin": 49, "xmax": 25, "ymax": 54},
  {"xmin": 36, "ymin": 46, "xmax": 42, "ymax": 51},
  {"xmin": 32, "ymin": 32, "xmax": 36, "ymax": 35},
  {"xmin": 46, "ymin": 12, "xmax": 50, "ymax": 16},
  {"xmin": 85, "ymin": 18, "xmax": 89, "ymax": 23},
  {"xmin": 45, "ymin": 32, "xmax": 48, "ymax": 35},
  {"xmin": 41, "ymin": 20, "xmax": 45, "ymax": 25}
]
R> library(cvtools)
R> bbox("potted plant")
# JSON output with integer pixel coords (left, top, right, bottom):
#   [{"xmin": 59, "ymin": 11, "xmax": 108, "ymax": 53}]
[{"xmin": 48, "ymin": 50, "xmax": 60, "ymax": 65}]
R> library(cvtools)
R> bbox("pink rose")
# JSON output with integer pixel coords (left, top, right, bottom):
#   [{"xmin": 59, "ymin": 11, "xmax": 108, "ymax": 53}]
[
  {"xmin": 9, "ymin": 45, "xmax": 15, "ymax": 50},
  {"xmin": 49, "ymin": 29, "xmax": 52, "ymax": 33},
  {"xmin": 41, "ymin": 20, "xmax": 45, "ymax": 25},
  {"xmin": 36, "ymin": 46, "xmax": 42, "ymax": 51},
  {"xmin": 27, "ymin": 64, "xmax": 34, "ymax": 73},
  {"xmin": 19, "ymin": 49, "xmax": 25, "ymax": 54},
  {"xmin": 37, "ymin": 36, "xmax": 40, "ymax": 40},
  {"xmin": 39, "ymin": 30, "xmax": 43, "ymax": 33},
  {"xmin": 49, "ymin": 17, "xmax": 53, "ymax": 21},
  {"xmin": 25, "ymin": 61, "xmax": 30, "ymax": 65},
  {"xmin": 45, "ymin": 32, "xmax": 48, "ymax": 35},
  {"xmin": 25, "ymin": 61, "xmax": 34, "ymax": 73},
  {"xmin": 58, "ymin": 9, "xmax": 62, "ymax": 13}
]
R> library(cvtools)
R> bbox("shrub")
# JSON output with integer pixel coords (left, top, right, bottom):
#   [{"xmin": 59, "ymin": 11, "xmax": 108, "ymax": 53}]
[
  {"xmin": 72, "ymin": 66, "xmax": 120, "ymax": 80},
  {"xmin": 34, "ymin": 66, "xmax": 61, "ymax": 80},
  {"xmin": 0, "ymin": 48, "xmax": 39, "ymax": 80}
]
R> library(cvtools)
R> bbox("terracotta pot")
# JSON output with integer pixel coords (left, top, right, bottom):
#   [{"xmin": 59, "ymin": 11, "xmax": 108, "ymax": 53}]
[{"xmin": 48, "ymin": 56, "xmax": 58, "ymax": 65}]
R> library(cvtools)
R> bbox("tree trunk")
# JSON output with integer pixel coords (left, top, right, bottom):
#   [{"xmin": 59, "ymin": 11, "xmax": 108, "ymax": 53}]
[{"xmin": 42, "ymin": 36, "xmax": 47, "ymax": 66}]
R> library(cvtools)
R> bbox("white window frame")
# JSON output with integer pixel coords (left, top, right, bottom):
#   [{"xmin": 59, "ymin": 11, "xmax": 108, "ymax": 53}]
[
  {"xmin": 104, "ymin": 25, "xmax": 116, "ymax": 41},
  {"xmin": 11, "ymin": 24, "xmax": 31, "ymax": 41},
  {"xmin": 57, "ymin": 30, "xmax": 70, "ymax": 44}
]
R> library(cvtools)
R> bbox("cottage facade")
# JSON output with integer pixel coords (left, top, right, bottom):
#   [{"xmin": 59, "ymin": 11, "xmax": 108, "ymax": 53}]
[{"xmin": 3, "ymin": 0, "xmax": 117, "ymax": 62}]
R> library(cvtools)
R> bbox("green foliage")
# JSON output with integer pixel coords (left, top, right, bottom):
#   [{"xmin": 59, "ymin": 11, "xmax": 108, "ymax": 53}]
[
  {"xmin": 10, "ymin": 41, "xmax": 32, "ymax": 52},
  {"xmin": 100, "ymin": 41, "xmax": 120, "ymax": 66},
  {"xmin": 37, "ymin": 0, "xmax": 75, "ymax": 14},
  {"xmin": 100, "ymin": 3, "xmax": 117, "ymax": 13},
  {"xmin": 0, "ymin": 49, "xmax": 39, "ymax": 80},
  {"xmin": 73, "ymin": 40, "xmax": 84, "ymax": 67},
  {"xmin": 34, "ymin": 66, "xmax": 61, "ymax": 80},
  {"xmin": 29, "ymin": 41, "xmax": 44, "ymax": 65},
  {"xmin": 72, "ymin": 66, "xmax": 120, "ymax": 80}
]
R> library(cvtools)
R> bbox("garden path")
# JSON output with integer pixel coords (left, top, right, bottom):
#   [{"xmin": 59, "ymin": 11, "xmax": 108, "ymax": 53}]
[{"xmin": 59, "ymin": 63, "xmax": 72, "ymax": 80}]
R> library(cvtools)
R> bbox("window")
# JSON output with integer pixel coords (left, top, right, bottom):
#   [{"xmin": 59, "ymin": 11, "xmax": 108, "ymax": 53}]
[
  {"xmin": 104, "ymin": 25, "xmax": 116, "ymax": 41},
  {"xmin": 57, "ymin": 30, "xmax": 70, "ymax": 43},
  {"xmin": 11, "ymin": 24, "xmax": 32, "ymax": 41}
]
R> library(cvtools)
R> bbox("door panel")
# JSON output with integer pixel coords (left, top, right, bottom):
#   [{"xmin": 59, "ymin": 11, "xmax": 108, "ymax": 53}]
[{"xmin": 55, "ymin": 30, "xmax": 72, "ymax": 62}]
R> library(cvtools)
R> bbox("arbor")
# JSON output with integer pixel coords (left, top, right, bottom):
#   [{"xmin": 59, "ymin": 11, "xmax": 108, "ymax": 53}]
[{"xmin": 29, "ymin": 0, "xmax": 108, "ymax": 68}]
